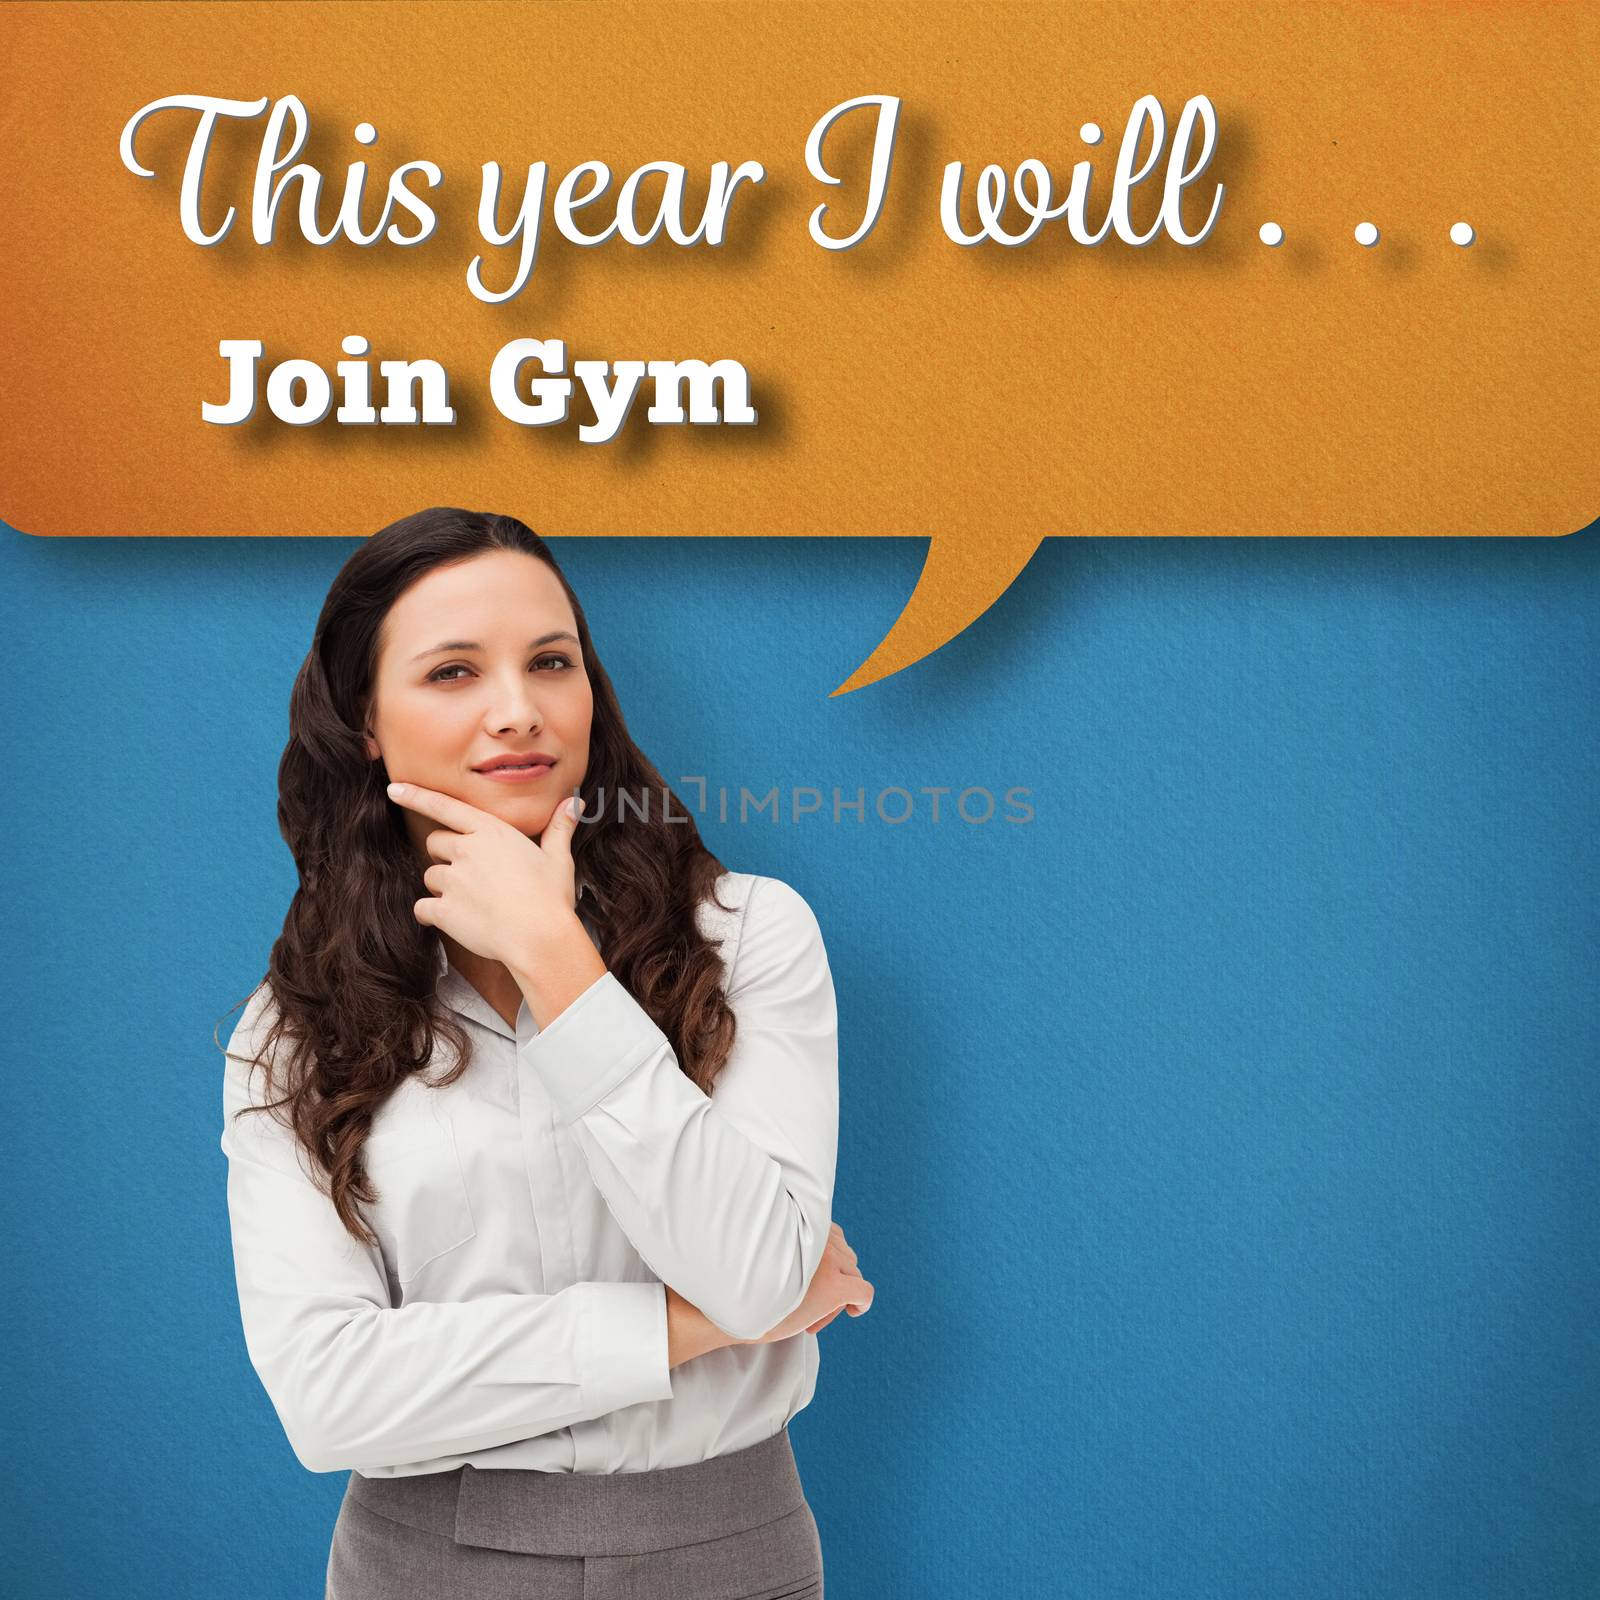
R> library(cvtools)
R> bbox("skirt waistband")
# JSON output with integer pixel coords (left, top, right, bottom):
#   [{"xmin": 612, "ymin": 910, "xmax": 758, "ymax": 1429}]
[{"xmin": 346, "ymin": 1427, "xmax": 806, "ymax": 1558}]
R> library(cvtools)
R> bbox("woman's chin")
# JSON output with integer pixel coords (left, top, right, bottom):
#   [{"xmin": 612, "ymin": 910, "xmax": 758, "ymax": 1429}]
[
  {"xmin": 483, "ymin": 793, "xmax": 559, "ymax": 833},
  {"xmin": 459, "ymin": 772, "xmax": 570, "ymax": 835}
]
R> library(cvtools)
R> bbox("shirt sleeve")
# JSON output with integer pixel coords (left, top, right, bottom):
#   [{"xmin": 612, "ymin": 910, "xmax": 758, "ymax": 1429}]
[
  {"xmin": 218, "ymin": 988, "xmax": 675, "ymax": 1476},
  {"xmin": 519, "ymin": 875, "xmax": 840, "ymax": 1343}
]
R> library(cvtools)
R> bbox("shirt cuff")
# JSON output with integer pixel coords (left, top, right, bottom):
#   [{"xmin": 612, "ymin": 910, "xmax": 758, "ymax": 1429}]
[
  {"xmin": 520, "ymin": 970, "xmax": 671, "ymax": 1125},
  {"xmin": 575, "ymin": 1279, "xmax": 675, "ymax": 1413}
]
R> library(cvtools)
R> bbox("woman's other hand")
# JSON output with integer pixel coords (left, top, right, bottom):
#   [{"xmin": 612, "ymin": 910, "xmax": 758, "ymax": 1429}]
[
  {"xmin": 666, "ymin": 1222, "xmax": 873, "ymax": 1363},
  {"xmin": 746, "ymin": 1222, "xmax": 874, "ymax": 1345}
]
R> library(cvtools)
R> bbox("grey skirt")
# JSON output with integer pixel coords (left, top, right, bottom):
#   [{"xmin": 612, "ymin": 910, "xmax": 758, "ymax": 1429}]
[{"xmin": 325, "ymin": 1425, "xmax": 823, "ymax": 1600}]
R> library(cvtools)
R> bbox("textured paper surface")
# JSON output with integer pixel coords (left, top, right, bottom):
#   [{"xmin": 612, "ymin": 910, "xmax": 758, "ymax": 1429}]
[{"xmin": 3, "ymin": 0, "xmax": 1594, "ymax": 545}]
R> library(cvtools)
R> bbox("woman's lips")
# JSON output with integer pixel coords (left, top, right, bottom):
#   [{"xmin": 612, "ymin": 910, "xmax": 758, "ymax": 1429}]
[{"xmin": 474, "ymin": 761, "xmax": 555, "ymax": 782}]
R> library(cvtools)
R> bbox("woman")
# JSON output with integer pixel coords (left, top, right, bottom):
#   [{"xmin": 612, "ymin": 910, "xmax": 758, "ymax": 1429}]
[{"xmin": 217, "ymin": 506, "xmax": 874, "ymax": 1599}]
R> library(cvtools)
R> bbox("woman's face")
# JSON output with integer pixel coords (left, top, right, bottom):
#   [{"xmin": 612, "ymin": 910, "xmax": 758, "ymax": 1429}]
[{"xmin": 364, "ymin": 550, "xmax": 593, "ymax": 854}]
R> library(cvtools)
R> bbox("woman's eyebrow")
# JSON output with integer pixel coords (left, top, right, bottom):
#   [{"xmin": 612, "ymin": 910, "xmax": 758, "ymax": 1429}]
[{"xmin": 411, "ymin": 631, "xmax": 579, "ymax": 662}]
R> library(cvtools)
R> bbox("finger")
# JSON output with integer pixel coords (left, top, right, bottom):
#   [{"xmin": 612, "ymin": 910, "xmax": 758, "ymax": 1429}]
[
  {"xmin": 387, "ymin": 781, "xmax": 486, "ymax": 834},
  {"xmin": 843, "ymin": 1275, "xmax": 874, "ymax": 1315},
  {"xmin": 538, "ymin": 792, "xmax": 584, "ymax": 859},
  {"xmin": 412, "ymin": 897, "xmax": 439, "ymax": 927},
  {"xmin": 422, "ymin": 863, "xmax": 450, "ymax": 895},
  {"xmin": 424, "ymin": 828, "xmax": 461, "ymax": 863}
]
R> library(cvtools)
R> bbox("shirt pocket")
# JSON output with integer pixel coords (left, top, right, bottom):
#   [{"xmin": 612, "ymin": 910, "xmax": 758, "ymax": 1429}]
[{"xmin": 362, "ymin": 1102, "xmax": 478, "ymax": 1287}]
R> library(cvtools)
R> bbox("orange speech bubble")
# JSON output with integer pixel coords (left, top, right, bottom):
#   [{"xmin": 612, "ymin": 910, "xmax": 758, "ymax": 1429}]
[{"xmin": 1, "ymin": 1, "xmax": 1595, "ymax": 694}]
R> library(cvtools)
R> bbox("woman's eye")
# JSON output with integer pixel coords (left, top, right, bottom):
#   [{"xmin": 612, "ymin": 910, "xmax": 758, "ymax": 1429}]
[{"xmin": 427, "ymin": 655, "xmax": 572, "ymax": 683}]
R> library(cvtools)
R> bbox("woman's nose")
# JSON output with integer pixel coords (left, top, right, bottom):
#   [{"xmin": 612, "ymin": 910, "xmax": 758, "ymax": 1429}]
[{"xmin": 485, "ymin": 671, "xmax": 547, "ymax": 729}]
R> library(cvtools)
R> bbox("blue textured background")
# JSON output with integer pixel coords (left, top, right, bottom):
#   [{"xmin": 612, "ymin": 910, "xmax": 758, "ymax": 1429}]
[{"xmin": 2, "ymin": 523, "xmax": 1595, "ymax": 1599}]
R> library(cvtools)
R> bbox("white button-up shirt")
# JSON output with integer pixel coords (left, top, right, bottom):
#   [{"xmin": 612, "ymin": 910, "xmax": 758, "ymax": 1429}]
[{"xmin": 219, "ymin": 870, "xmax": 839, "ymax": 1477}]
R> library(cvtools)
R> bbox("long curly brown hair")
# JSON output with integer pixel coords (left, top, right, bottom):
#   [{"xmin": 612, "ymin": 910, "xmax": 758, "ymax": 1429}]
[{"xmin": 217, "ymin": 507, "xmax": 738, "ymax": 1247}]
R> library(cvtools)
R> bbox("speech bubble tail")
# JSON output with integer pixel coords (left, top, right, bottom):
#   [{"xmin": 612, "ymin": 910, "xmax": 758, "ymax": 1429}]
[{"xmin": 829, "ymin": 532, "xmax": 1044, "ymax": 696}]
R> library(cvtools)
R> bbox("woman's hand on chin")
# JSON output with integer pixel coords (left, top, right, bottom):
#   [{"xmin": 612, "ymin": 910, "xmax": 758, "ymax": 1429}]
[{"xmin": 387, "ymin": 780, "xmax": 585, "ymax": 968}]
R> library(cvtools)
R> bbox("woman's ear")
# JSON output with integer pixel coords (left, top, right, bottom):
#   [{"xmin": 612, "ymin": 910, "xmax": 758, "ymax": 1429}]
[{"xmin": 363, "ymin": 727, "xmax": 382, "ymax": 762}]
